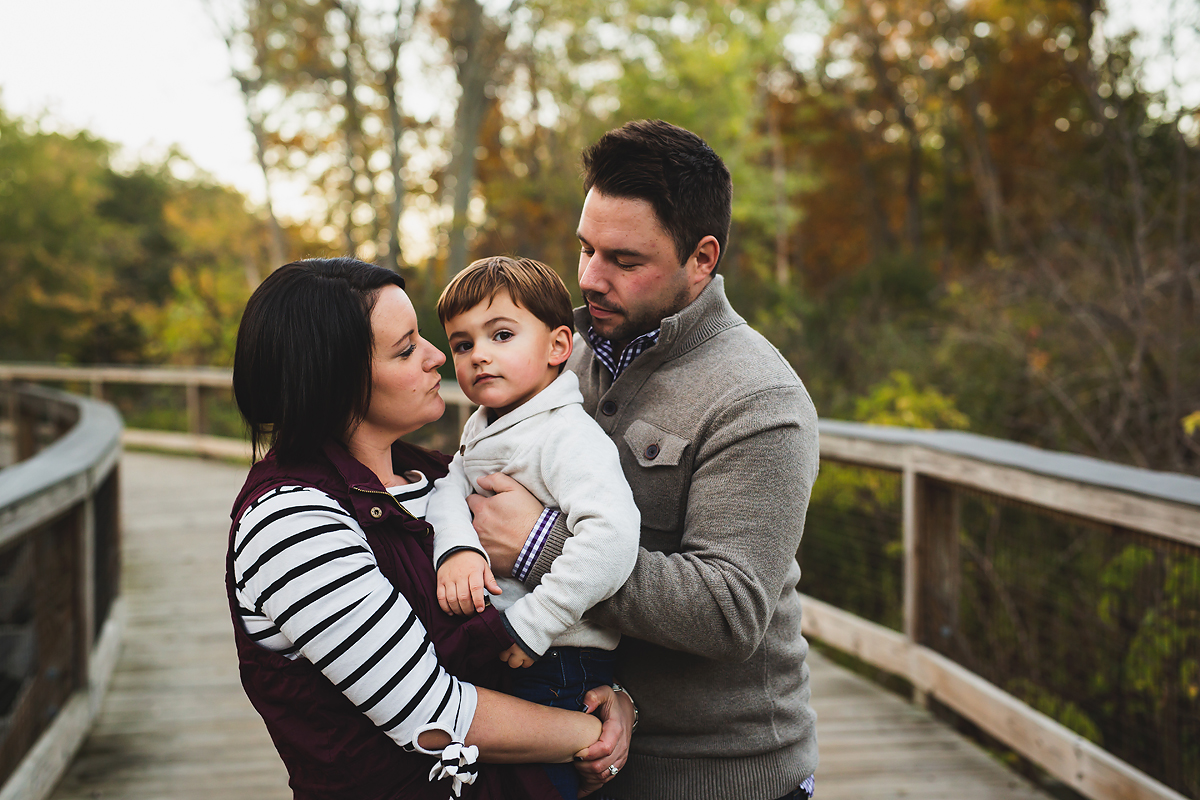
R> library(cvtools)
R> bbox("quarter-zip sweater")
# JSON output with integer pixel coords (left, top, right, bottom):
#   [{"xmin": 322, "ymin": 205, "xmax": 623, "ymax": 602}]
[
  {"xmin": 528, "ymin": 275, "xmax": 821, "ymax": 800},
  {"xmin": 227, "ymin": 440, "xmax": 559, "ymax": 799}
]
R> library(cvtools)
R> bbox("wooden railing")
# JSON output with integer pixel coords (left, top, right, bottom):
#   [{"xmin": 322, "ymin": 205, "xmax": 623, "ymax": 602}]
[
  {"xmin": 3, "ymin": 363, "xmax": 1199, "ymax": 800},
  {"xmin": 0, "ymin": 381, "xmax": 123, "ymax": 800},
  {"xmin": 809, "ymin": 423, "xmax": 1200, "ymax": 800},
  {"xmin": 0, "ymin": 363, "xmax": 472, "ymax": 461}
]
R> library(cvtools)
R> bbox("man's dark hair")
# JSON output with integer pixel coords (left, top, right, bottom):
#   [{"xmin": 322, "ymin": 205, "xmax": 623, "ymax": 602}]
[
  {"xmin": 233, "ymin": 257, "xmax": 405, "ymax": 464},
  {"xmin": 582, "ymin": 119, "xmax": 732, "ymax": 268}
]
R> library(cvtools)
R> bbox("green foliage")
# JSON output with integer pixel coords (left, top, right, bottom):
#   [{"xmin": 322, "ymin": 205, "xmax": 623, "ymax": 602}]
[
  {"xmin": 855, "ymin": 370, "xmax": 970, "ymax": 430},
  {"xmin": 0, "ymin": 106, "xmax": 273, "ymax": 366}
]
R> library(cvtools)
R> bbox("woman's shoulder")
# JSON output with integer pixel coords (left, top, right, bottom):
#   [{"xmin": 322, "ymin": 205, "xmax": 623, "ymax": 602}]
[{"xmin": 232, "ymin": 485, "xmax": 366, "ymax": 570}]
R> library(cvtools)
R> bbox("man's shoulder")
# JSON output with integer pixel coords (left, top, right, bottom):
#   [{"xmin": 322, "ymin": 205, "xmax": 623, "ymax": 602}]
[{"xmin": 677, "ymin": 320, "xmax": 805, "ymax": 395}]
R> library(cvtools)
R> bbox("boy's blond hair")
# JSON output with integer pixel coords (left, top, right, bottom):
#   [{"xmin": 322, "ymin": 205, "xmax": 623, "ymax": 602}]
[{"xmin": 437, "ymin": 256, "xmax": 574, "ymax": 333}]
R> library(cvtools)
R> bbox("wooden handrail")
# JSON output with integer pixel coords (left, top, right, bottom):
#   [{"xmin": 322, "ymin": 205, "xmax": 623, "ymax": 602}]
[{"xmin": 0, "ymin": 383, "xmax": 124, "ymax": 800}]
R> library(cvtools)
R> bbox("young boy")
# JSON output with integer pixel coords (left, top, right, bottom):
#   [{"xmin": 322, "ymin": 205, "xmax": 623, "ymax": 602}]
[{"xmin": 426, "ymin": 256, "xmax": 640, "ymax": 799}]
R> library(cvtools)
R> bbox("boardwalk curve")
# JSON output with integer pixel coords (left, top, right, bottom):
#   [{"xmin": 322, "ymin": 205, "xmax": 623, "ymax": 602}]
[{"xmin": 48, "ymin": 451, "xmax": 1049, "ymax": 800}]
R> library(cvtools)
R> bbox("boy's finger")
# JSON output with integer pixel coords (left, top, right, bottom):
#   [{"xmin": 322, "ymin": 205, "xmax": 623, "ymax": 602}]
[
  {"xmin": 483, "ymin": 567, "xmax": 501, "ymax": 595},
  {"xmin": 467, "ymin": 572, "xmax": 485, "ymax": 613}
]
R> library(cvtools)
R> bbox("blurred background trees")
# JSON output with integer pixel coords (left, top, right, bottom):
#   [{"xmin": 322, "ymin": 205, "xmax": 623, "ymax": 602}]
[{"xmin": 2, "ymin": 0, "xmax": 1198, "ymax": 475}]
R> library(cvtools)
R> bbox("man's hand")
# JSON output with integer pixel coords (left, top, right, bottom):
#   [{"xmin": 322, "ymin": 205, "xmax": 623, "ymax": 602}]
[
  {"xmin": 498, "ymin": 642, "xmax": 535, "ymax": 668},
  {"xmin": 468, "ymin": 473, "xmax": 544, "ymax": 576},
  {"xmin": 574, "ymin": 684, "xmax": 634, "ymax": 795},
  {"xmin": 436, "ymin": 550, "xmax": 500, "ymax": 615}
]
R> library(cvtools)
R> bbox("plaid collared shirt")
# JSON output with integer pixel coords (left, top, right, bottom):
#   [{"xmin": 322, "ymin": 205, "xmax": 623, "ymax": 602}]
[{"xmin": 585, "ymin": 326, "xmax": 660, "ymax": 380}]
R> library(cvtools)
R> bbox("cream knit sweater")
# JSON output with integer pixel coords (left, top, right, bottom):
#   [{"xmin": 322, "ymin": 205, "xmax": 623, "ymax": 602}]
[{"xmin": 427, "ymin": 370, "xmax": 640, "ymax": 658}]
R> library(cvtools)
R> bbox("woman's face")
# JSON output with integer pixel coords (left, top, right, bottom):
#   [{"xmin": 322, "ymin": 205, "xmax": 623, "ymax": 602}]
[{"xmin": 355, "ymin": 285, "xmax": 446, "ymax": 443}]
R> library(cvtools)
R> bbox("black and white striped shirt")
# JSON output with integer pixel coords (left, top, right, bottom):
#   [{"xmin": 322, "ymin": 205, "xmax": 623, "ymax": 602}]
[{"xmin": 232, "ymin": 473, "xmax": 475, "ymax": 748}]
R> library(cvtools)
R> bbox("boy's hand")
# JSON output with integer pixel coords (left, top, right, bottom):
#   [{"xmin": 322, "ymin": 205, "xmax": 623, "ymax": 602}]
[
  {"xmin": 499, "ymin": 643, "xmax": 535, "ymax": 668},
  {"xmin": 437, "ymin": 550, "xmax": 500, "ymax": 615}
]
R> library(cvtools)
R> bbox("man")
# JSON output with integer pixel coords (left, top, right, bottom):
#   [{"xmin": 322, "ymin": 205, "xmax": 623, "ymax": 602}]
[{"xmin": 469, "ymin": 119, "xmax": 819, "ymax": 800}]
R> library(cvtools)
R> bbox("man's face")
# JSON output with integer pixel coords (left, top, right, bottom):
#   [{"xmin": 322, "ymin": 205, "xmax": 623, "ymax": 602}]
[{"xmin": 576, "ymin": 190, "xmax": 714, "ymax": 349}]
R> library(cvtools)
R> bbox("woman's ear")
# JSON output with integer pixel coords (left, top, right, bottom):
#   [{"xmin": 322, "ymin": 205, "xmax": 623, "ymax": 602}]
[{"xmin": 548, "ymin": 325, "xmax": 573, "ymax": 367}]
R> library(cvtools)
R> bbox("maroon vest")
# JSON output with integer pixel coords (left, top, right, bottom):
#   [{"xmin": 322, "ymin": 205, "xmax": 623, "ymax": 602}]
[{"xmin": 226, "ymin": 440, "xmax": 560, "ymax": 799}]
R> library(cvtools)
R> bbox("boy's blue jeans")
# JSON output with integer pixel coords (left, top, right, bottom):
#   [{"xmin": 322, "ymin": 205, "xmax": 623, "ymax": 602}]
[{"xmin": 510, "ymin": 646, "xmax": 616, "ymax": 800}]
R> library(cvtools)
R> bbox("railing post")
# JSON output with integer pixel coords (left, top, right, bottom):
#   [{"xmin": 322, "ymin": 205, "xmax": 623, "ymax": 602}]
[
  {"xmin": 186, "ymin": 382, "xmax": 205, "ymax": 436},
  {"xmin": 913, "ymin": 476, "xmax": 960, "ymax": 653},
  {"xmin": 15, "ymin": 394, "xmax": 35, "ymax": 462},
  {"xmin": 80, "ymin": 495, "xmax": 96, "ymax": 683}
]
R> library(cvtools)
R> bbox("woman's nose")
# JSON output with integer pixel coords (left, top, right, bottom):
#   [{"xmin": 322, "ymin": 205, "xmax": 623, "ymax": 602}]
[{"xmin": 427, "ymin": 344, "xmax": 446, "ymax": 369}]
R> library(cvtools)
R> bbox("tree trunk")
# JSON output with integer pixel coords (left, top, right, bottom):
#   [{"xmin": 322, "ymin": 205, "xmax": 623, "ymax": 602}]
[
  {"xmin": 442, "ymin": 0, "xmax": 491, "ymax": 283},
  {"xmin": 961, "ymin": 79, "xmax": 1007, "ymax": 255},
  {"xmin": 208, "ymin": 0, "xmax": 286, "ymax": 279},
  {"xmin": 767, "ymin": 97, "xmax": 791, "ymax": 286},
  {"xmin": 383, "ymin": 0, "xmax": 423, "ymax": 271}
]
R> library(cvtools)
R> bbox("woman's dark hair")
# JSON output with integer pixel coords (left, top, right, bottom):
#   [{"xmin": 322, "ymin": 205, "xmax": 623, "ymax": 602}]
[
  {"xmin": 233, "ymin": 257, "xmax": 405, "ymax": 464},
  {"xmin": 582, "ymin": 119, "xmax": 732, "ymax": 269}
]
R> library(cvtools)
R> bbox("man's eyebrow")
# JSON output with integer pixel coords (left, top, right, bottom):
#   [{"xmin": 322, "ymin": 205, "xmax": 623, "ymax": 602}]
[{"xmin": 576, "ymin": 232, "xmax": 647, "ymax": 259}]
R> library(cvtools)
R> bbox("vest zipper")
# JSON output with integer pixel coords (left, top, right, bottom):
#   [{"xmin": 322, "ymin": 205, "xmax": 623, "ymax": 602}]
[{"xmin": 351, "ymin": 486, "xmax": 420, "ymax": 524}]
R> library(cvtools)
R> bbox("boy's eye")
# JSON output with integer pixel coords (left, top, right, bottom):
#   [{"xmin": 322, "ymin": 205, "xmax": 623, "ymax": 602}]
[
  {"xmin": 451, "ymin": 341, "xmax": 472, "ymax": 354},
  {"xmin": 494, "ymin": 330, "xmax": 514, "ymax": 343}
]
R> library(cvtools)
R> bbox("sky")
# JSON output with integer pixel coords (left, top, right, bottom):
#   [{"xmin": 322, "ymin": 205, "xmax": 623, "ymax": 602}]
[
  {"xmin": 0, "ymin": 0, "xmax": 273, "ymax": 202},
  {"xmin": 0, "ymin": 0, "xmax": 287, "ymax": 209},
  {"xmin": 2, "ymin": 0, "xmax": 1196, "ymax": 223}
]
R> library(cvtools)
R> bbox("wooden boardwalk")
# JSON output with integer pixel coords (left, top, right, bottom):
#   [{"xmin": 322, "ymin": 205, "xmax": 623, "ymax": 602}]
[{"xmin": 48, "ymin": 451, "xmax": 1050, "ymax": 800}]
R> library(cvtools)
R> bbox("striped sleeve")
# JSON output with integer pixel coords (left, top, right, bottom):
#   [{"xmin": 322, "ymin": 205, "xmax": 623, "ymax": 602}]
[{"xmin": 232, "ymin": 485, "xmax": 476, "ymax": 748}]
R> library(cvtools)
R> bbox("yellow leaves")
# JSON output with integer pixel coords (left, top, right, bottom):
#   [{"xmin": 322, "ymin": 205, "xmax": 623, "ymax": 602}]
[
  {"xmin": 854, "ymin": 370, "xmax": 970, "ymax": 430},
  {"xmin": 1183, "ymin": 411, "xmax": 1200, "ymax": 437},
  {"xmin": 1027, "ymin": 348, "xmax": 1050, "ymax": 375}
]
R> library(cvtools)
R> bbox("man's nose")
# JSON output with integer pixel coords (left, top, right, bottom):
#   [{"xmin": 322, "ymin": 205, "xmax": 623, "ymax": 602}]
[{"xmin": 579, "ymin": 255, "xmax": 606, "ymax": 293}]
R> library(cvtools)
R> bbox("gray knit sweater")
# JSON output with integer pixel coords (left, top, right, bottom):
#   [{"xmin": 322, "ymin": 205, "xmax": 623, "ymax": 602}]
[{"xmin": 526, "ymin": 275, "xmax": 819, "ymax": 800}]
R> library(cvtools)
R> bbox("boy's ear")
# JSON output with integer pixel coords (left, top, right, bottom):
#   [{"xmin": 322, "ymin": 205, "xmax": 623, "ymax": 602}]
[{"xmin": 548, "ymin": 325, "xmax": 573, "ymax": 367}]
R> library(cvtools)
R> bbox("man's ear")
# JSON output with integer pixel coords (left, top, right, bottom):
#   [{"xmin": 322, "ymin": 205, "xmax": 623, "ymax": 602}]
[
  {"xmin": 689, "ymin": 235, "xmax": 720, "ymax": 283},
  {"xmin": 548, "ymin": 325, "xmax": 573, "ymax": 367}
]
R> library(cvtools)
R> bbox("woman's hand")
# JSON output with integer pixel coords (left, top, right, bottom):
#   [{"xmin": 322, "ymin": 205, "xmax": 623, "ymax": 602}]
[
  {"xmin": 467, "ymin": 473, "xmax": 544, "ymax": 575},
  {"xmin": 574, "ymin": 685, "xmax": 635, "ymax": 795}
]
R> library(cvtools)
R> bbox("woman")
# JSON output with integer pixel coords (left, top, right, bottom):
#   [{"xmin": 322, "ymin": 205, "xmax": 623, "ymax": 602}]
[{"xmin": 228, "ymin": 257, "xmax": 631, "ymax": 799}]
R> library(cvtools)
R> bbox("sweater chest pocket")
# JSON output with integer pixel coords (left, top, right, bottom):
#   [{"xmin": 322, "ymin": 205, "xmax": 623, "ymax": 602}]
[{"xmin": 622, "ymin": 419, "xmax": 690, "ymax": 532}]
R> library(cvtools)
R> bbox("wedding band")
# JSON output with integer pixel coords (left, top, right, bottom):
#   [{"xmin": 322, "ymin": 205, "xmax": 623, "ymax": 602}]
[{"xmin": 607, "ymin": 764, "xmax": 620, "ymax": 777}]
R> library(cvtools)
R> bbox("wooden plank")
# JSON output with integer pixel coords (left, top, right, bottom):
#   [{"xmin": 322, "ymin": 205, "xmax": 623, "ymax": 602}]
[
  {"xmin": 913, "ymin": 649, "xmax": 1190, "ymax": 800},
  {"xmin": 807, "ymin": 649, "xmax": 1050, "ymax": 800},
  {"xmin": 820, "ymin": 429, "xmax": 1200, "ymax": 547},
  {"xmin": 801, "ymin": 596, "xmax": 1189, "ymax": 800},
  {"xmin": 0, "ymin": 365, "xmax": 233, "ymax": 388},
  {"xmin": 120, "ymin": 429, "xmax": 252, "ymax": 462},
  {"xmin": 907, "ymin": 447, "xmax": 1200, "ymax": 548}
]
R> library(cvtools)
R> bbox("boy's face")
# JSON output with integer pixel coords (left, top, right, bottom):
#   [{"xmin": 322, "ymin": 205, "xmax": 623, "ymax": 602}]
[{"xmin": 444, "ymin": 290, "xmax": 572, "ymax": 417}]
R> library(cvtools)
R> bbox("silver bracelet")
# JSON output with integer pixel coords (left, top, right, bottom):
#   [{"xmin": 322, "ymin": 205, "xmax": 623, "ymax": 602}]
[{"xmin": 610, "ymin": 683, "xmax": 638, "ymax": 732}]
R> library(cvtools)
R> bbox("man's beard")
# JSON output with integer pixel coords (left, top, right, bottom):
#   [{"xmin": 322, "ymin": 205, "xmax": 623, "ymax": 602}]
[{"xmin": 584, "ymin": 284, "xmax": 691, "ymax": 345}]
